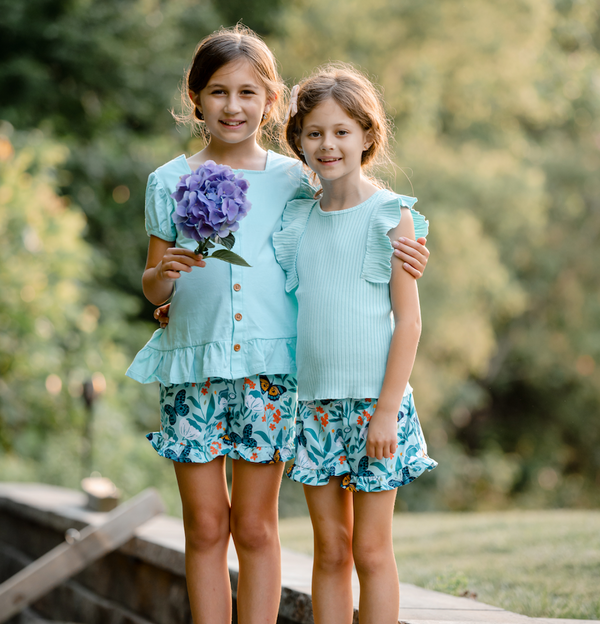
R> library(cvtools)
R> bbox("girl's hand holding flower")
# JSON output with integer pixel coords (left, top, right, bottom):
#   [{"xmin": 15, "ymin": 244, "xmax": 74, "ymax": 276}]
[{"xmin": 156, "ymin": 247, "xmax": 206, "ymax": 281}]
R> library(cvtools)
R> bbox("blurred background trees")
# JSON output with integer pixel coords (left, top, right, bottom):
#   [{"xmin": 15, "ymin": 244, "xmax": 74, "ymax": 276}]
[{"xmin": 1, "ymin": 0, "xmax": 598, "ymax": 513}]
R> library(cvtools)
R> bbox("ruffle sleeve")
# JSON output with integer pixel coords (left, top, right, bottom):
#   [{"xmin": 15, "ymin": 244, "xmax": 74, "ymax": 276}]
[
  {"xmin": 294, "ymin": 171, "xmax": 318, "ymax": 200},
  {"xmin": 145, "ymin": 172, "xmax": 177, "ymax": 241},
  {"xmin": 272, "ymin": 199, "xmax": 315, "ymax": 293},
  {"xmin": 361, "ymin": 194, "xmax": 428, "ymax": 284}
]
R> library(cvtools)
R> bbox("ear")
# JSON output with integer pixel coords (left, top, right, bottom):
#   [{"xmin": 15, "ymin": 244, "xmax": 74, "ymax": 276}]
[
  {"xmin": 294, "ymin": 134, "xmax": 304, "ymax": 155},
  {"xmin": 363, "ymin": 129, "xmax": 374, "ymax": 151},
  {"xmin": 264, "ymin": 91, "xmax": 278, "ymax": 114},
  {"xmin": 189, "ymin": 90, "xmax": 201, "ymax": 113}
]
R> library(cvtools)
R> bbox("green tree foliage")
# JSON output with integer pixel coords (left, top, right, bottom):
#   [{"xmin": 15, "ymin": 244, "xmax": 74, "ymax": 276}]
[
  {"xmin": 0, "ymin": 128, "xmax": 184, "ymax": 510},
  {"xmin": 0, "ymin": 0, "xmax": 221, "ymax": 314},
  {"xmin": 271, "ymin": 0, "xmax": 600, "ymax": 509}
]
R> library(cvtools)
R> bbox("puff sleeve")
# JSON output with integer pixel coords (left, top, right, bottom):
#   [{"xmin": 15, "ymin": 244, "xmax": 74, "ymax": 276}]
[
  {"xmin": 272, "ymin": 199, "xmax": 315, "ymax": 292},
  {"xmin": 144, "ymin": 172, "xmax": 177, "ymax": 241},
  {"xmin": 361, "ymin": 194, "xmax": 428, "ymax": 284}
]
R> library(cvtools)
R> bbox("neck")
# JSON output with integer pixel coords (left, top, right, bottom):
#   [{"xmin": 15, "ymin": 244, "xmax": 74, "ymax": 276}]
[
  {"xmin": 319, "ymin": 173, "xmax": 379, "ymax": 212},
  {"xmin": 190, "ymin": 135, "xmax": 267, "ymax": 170}
]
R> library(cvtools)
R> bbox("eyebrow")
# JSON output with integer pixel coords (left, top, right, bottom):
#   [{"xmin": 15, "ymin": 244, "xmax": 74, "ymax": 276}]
[
  {"xmin": 206, "ymin": 83, "xmax": 261, "ymax": 90},
  {"xmin": 304, "ymin": 123, "xmax": 351, "ymax": 130}
]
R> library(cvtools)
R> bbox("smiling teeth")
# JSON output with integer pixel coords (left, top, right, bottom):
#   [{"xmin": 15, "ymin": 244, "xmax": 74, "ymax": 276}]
[{"xmin": 222, "ymin": 121, "xmax": 243, "ymax": 126}]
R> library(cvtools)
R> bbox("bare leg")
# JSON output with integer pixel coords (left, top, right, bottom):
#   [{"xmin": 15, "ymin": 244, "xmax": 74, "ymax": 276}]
[
  {"xmin": 174, "ymin": 457, "xmax": 231, "ymax": 624},
  {"xmin": 353, "ymin": 489, "xmax": 399, "ymax": 624},
  {"xmin": 303, "ymin": 479, "xmax": 354, "ymax": 624},
  {"xmin": 230, "ymin": 459, "xmax": 286, "ymax": 624}
]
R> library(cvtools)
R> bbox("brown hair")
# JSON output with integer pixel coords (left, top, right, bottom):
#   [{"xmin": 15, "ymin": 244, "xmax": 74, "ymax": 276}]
[
  {"xmin": 285, "ymin": 63, "xmax": 393, "ymax": 174},
  {"xmin": 177, "ymin": 25, "xmax": 286, "ymax": 143}
]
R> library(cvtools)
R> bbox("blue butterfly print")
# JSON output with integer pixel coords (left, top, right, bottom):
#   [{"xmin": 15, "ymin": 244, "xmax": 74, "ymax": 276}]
[
  {"xmin": 163, "ymin": 446, "xmax": 192, "ymax": 463},
  {"xmin": 401, "ymin": 466, "xmax": 416, "ymax": 484},
  {"xmin": 222, "ymin": 424, "xmax": 257, "ymax": 448},
  {"xmin": 164, "ymin": 389, "xmax": 189, "ymax": 425},
  {"xmin": 297, "ymin": 421, "xmax": 308, "ymax": 447},
  {"xmin": 259, "ymin": 375, "xmax": 287, "ymax": 401},
  {"xmin": 357, "ymin": 456, "xmax": 374, "ymax": 478},
  {"xmin": 388, "ymin": 467, "xmax": 415, "ymax": 488}
]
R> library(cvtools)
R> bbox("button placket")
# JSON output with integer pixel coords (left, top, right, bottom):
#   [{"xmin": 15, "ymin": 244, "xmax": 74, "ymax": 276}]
[{"xmin": 231, "ymin": 264, "xmax": 244, "ymax": 373}]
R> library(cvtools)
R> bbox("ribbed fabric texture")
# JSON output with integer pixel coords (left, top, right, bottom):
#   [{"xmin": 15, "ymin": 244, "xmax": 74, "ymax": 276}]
[{"xmin": 274, "ymin": 189, "xmax": 428, "ymax": 401}]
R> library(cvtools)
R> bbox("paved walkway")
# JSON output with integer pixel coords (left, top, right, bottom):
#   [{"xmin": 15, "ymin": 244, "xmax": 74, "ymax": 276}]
[{"xmin": 0, "ymin": 483, "xmax": 597, "ymax": 624}]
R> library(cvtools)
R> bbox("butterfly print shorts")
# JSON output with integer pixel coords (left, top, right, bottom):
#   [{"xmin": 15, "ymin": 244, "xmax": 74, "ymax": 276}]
[
  {"xmin": 286, "ymin": 395, "xmax": 437, "ymax": 492},
  {"xmin": 147, "ymin": 374, "xmax": 297, "ymax": 464}
]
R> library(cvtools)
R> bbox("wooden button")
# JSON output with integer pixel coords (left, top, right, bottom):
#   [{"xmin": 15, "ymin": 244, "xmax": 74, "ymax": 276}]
[
  {"xmin": 233, "ymin": 344, "xmax": 241, "ymax": 352},
  {"xmin": 235, "ymin": 313, "xmax": 242, "ymax": 321},
  {"xmin": 233, "ymin": 283, "xmax": 241, "ymax": 291}
]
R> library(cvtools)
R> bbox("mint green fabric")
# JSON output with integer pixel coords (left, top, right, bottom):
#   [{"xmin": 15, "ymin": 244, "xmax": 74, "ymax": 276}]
[
  {"xmin": 273, "ymin": 189, "xmax": 428, "ymax": 401},
  {"xmin": 127, "ymin": 151, "xmax": 312, "ymax": 384}
]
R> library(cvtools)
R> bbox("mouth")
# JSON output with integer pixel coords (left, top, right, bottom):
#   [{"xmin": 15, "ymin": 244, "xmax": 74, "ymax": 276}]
[
  {"xmin": 219, "ymin": 120, "xmax": 245, "ymax": 128},
  {"xmin": 318, "ymin": 157, "xmax": 341, "ymax": 164}
]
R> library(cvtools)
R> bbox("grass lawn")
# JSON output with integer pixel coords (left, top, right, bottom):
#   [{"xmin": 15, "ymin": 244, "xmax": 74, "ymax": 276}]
[{"xmin": 278, "ymin": 509, "xmax": 600, "ymax": 620}]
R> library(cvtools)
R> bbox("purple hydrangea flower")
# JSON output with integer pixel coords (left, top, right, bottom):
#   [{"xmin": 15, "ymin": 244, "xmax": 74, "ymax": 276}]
[{"xmin": 170, "ymin": 161, "xmax": 252, "ymax": 265}]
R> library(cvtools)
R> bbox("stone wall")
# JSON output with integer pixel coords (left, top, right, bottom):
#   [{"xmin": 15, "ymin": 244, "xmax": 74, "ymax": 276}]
[{"xmin": 0, "ymin": 483, "xmax": 312, "ymax": 624}]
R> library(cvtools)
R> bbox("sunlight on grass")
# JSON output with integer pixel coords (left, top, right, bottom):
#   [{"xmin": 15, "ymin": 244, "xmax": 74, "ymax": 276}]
[{"xmin": 279, "ymin": 510, "xmax": 600, "ymax": 620}]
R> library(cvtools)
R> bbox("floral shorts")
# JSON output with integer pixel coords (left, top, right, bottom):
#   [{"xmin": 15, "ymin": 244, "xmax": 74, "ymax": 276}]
[
  {"xmin": 286, "ymin": 395, "xmax": 437, "ymax": 492},
  {"xmin": 147, "ymin": 374, "xmax": 297, "ymax": 464}
]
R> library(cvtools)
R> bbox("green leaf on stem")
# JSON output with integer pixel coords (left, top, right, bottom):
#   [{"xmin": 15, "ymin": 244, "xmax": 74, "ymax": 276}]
[
  {"xmin": 218, "ymin": 233, "xmax": 236, "ymax": 251},
  {"xmin": 209, "ymin": 249, "xmax": 251, "ymax": 266}
]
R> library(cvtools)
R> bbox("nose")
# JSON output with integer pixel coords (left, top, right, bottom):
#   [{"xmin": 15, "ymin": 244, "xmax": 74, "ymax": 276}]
[
  {"xmin": 224, "ymin": 95, "xmax": 242, "ymax": 114},
  {"xmin": 320, "ymin": 134, "xmax": 335, "ymax": 150}
]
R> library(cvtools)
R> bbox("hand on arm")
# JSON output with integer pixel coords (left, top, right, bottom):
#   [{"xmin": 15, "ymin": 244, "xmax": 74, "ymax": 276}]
[
  {"xmin": 154, "ymin": 303, "xmax": 171, "ymax": 328},
  {"xmin": 142, "ymin": 235, "xmax": 205, "ymax": 306},
  {"xmin": 392, "ymin": 236, "xmax": 429, "ymax": 279},
  {"xmin": 366, "ymin": 209, "xmax": 422, "ymax": 460}
]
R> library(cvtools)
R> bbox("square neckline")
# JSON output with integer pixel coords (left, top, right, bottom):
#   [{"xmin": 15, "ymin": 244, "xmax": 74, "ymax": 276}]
[{"xmin": 178, "ymin": 149, "xmax": 274, "ymax": 174}]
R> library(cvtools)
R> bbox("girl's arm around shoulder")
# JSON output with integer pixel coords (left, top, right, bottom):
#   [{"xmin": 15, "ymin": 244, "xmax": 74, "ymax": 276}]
[
  {"xmin": 366, "ymin": 208, "xmax": 422, "ymax": 460},
  {"xmin": 142, "ymin": 235, "xmax": 206, "ymax": 306}
]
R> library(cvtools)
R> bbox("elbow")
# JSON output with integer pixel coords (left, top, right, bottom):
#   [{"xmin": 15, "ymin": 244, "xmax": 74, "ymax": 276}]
[
  {"xmin": 395, "ymin": 311, "xmax": 421, "ymax": 341},
  {"xmin": 413, "ymin": 314, "xmax": 422, "ymax": 341}
]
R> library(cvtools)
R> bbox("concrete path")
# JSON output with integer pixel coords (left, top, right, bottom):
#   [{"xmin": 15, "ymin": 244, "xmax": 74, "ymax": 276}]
[{"xmin": 0, "ymin": 483, "xmax": 597, "ymax": 624}]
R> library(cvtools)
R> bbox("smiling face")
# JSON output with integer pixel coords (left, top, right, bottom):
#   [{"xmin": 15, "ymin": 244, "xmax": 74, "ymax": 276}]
[
  {"xmin": 297, "ymin": 98, "xmax": 373, "ymax": 186},
  {"xmin": 192, "ymin": 58, "xmax": 273, "ymax": 147}
]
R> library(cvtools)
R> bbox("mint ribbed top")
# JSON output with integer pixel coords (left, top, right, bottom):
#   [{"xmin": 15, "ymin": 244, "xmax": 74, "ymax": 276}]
[{"xmin": 273, "ymin": 189, "xmax": 429, "ymax": 401}]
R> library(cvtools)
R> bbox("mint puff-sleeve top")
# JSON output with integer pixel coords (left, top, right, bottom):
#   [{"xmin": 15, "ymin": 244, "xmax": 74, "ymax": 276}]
[
  {"xmin": 126, "ymin": 151, "xmax": 312, "ymax": 385},
  {"xmin": 273, "ymin": 189, "xmax": 428, "ymax": 401}
]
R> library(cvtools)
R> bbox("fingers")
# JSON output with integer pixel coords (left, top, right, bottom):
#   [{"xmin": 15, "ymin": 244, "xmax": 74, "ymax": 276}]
[
  {"xmin": 392, "ymin": 237, "xmax": 429, "ymax": 279},
  {"xmin": 154, "ymin": 303, "xmax": 170, "ymax": 320},
  {"xmin": 159, "ymin": 251, "xmax": 205, "ymax": 280},
  {"xmin": 166, "ymin": 248, "xmax": 205, "ymax": 267},
  {"xmin": 366, "ymin": 439, "xmax": 397, "ymax": 460}
]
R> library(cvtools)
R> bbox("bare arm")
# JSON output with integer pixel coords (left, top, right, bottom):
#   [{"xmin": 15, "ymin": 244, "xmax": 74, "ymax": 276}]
[
  {"xmin": 142, "ymin": 236, "xmax": 205, "ymax": 306},
  {"xmin": 366, "ymin": 209, "xmax": 422, "ymax": 460}
]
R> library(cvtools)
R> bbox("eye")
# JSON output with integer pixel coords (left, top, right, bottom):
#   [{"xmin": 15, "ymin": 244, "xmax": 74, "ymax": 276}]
[
  {"xmin": 307, "ymin": 131, "xmax": 321, "ymax": 138},
  {"xmin": 210, "ymin": 89, "xmax": 226, "ymax": 95},
  {"xmin": 241, "ymin": 89, "xmax": 256, "ymax": 95},
  {"xmin": 337, "ymin": 130, "xmax": 349, "ymax": 136}
]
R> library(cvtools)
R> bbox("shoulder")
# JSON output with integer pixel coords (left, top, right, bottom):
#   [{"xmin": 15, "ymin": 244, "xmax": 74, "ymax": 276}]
[
  {"xmin": 375, "ymin": 189, "xmax": 418, "ymax": 210},
  {"xmin": 281, "ymin": 197, "xmax": 317, "ymax": 226},
  {"xmin": 374, "ymin": 189, "xmax": 428, "ymax": 240},
  {"xmin": 148, "ymin": 155, "xmax": 190, "ymax": 192}
]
